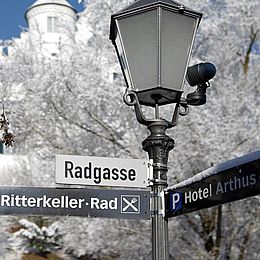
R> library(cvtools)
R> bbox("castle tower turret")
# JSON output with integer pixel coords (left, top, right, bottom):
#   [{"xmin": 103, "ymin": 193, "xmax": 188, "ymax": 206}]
[{"xmin": 25, "ymin": 0, "xmax": 77, "ymax": 58}]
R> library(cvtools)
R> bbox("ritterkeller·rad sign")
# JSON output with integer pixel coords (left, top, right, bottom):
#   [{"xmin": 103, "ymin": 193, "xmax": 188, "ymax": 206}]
[
  {"xmin": 55, "ymin": 155, "xmax": 149, "ymax": 188},
  {"xmin": 0, "ymin": 186, "xmax": 150, "ymax": 220}
]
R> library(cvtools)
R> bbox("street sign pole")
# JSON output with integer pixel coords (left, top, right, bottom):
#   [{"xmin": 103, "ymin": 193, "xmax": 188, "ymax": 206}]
[{"xmin": 142, "ymin": 121, "xmax": 175, "ymax": 260}]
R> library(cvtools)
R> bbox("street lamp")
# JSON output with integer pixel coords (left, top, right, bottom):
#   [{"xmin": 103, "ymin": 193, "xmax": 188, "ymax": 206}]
[
  {"xmin": 110, "ymin": 0, "xmax": 216, "ymax": 259},
  {"xmin": 110, "ymin": 0, "xmax": 203, "ymax": 107}
]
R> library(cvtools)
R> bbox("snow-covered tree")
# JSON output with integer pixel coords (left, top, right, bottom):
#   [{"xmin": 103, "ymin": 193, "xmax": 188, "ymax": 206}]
[{"xmin": 0, "ymin": 0, "xmax": 259, "ymax": 259}]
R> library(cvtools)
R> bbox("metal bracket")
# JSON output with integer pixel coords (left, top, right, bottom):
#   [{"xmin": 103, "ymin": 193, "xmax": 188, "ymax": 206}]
[
  {"xmin": 147, "ymin": 159, "xmax": 154, "ymax": 186},
  {"xmin": 147, "ymin": 160, "xmax": 173, "ymax": 186},
  {"xmin": 152, "ymin": 162, "xmax": 168, "ymax": 170},
  {"xmin": 150, "ymin": 190, "xmax": 166, "ymax": 218},
  {"xmin": 123, "ymin": 89, "xmax": 154, "ymax": 126},
  {"xmin": 147, "ymin": 162, "xmax": 167, "ymax": 186},
  {"xmin": 123, "ymin": 89, "xmax": 190, "ymax": 129},
  {"xmin": 161, "ymin": 190, "xmax": 166, "ymax": 218}
]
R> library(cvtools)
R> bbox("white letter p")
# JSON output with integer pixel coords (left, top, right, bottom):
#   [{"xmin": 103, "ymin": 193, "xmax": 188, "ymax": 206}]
[{"xmin": 171, "ymin": 193, "xmax": 181, "ymax": 210}]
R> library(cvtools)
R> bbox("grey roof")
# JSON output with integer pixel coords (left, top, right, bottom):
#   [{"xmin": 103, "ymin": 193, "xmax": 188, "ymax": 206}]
[
  {"xmin": 110, "ymin": 0, "xmax": 202, "ymax": 41},
  {"xmin": 115, "ymin": 0, "xmax": 202, "ymax": 16}
]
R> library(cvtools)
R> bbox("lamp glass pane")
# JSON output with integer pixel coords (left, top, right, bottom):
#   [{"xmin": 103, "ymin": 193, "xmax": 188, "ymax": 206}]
[
  {"xmin": 114, "ymin": 31, "xmax": 133, "ymax": 88},
  {"xmin": 161, "ymin": 9, "xmax": 198, "ymax": 91},
  {"xmin": 117, "ymin": 9, "xmax": 158, "ymax": 91}
]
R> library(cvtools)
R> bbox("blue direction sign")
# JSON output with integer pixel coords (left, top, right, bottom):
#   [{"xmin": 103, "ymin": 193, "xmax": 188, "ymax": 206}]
[
  {"xmin": 165, "ymin": 150, "xmax": 260, "ymax": 218},
  {"xmin": 0, "ymin": 186, "xmax": 150, "ymax": 220}
]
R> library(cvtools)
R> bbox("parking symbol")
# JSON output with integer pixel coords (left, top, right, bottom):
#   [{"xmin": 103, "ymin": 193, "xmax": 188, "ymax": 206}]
[
  {"xmin": 121, "ymin": 195, "xmax": 140, "ymax": 214},
  {"xmin": 170, "ymin": 192, "xmax": 182, "ymax": 211}
]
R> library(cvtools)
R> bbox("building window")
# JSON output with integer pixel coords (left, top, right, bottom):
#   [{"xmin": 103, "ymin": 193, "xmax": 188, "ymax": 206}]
[
  {"xmin": 2, "ymin": 47, "xmax": 8, "ymax": 56},
  {"xmin": 47, "ymin": 17, "xmax": 58, "ymax": 33}
]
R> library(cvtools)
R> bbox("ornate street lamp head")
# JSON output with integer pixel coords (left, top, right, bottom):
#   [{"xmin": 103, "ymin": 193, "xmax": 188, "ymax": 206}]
[{"xmin": 110, "ymin": 0, "xmax": 203, "ymax": 107}]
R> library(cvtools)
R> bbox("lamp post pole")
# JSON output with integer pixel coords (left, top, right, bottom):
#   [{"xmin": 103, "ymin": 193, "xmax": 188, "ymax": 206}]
[
  {"xmin": 109, "ymin": 1, "xmax": 216, "ymax": 259},
  {"xmin": 142, "ymin": 120, "xmax": 174, "ymax": 260}
]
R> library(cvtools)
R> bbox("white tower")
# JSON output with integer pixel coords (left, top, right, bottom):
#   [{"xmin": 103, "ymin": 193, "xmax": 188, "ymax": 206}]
[{"xmin": 25, "ymin": 0, "xmax": 77, "ymax": 58}]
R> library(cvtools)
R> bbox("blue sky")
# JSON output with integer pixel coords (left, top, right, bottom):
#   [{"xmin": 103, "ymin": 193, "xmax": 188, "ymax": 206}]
[{"xmin": 0, "ymin": 0, "xmax": 84, "ymax": 40}]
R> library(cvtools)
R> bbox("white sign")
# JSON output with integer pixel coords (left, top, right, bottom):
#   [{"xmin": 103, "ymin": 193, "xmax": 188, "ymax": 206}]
[{"xmin": 55, "ymin": 154, "xmax": 149, "ymax": 188}]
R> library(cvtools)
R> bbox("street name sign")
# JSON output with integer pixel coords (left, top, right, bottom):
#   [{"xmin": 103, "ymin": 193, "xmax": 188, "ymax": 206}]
[
  {"xmin": 165, "ymin": 150, "xmax": 260, "ymax": 218},
  {"xmin": 55, "ymin": 155, "xmax": 149, "ymax": 188},
  {"xmin": 0, "ymin": 186, "xmax": 150, "ymax": 220}
]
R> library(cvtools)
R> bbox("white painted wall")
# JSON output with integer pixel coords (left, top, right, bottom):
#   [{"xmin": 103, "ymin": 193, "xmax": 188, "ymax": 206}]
[{"xmin": 25, "ymin": 0, "xmax": 77, "ymax": 58}]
